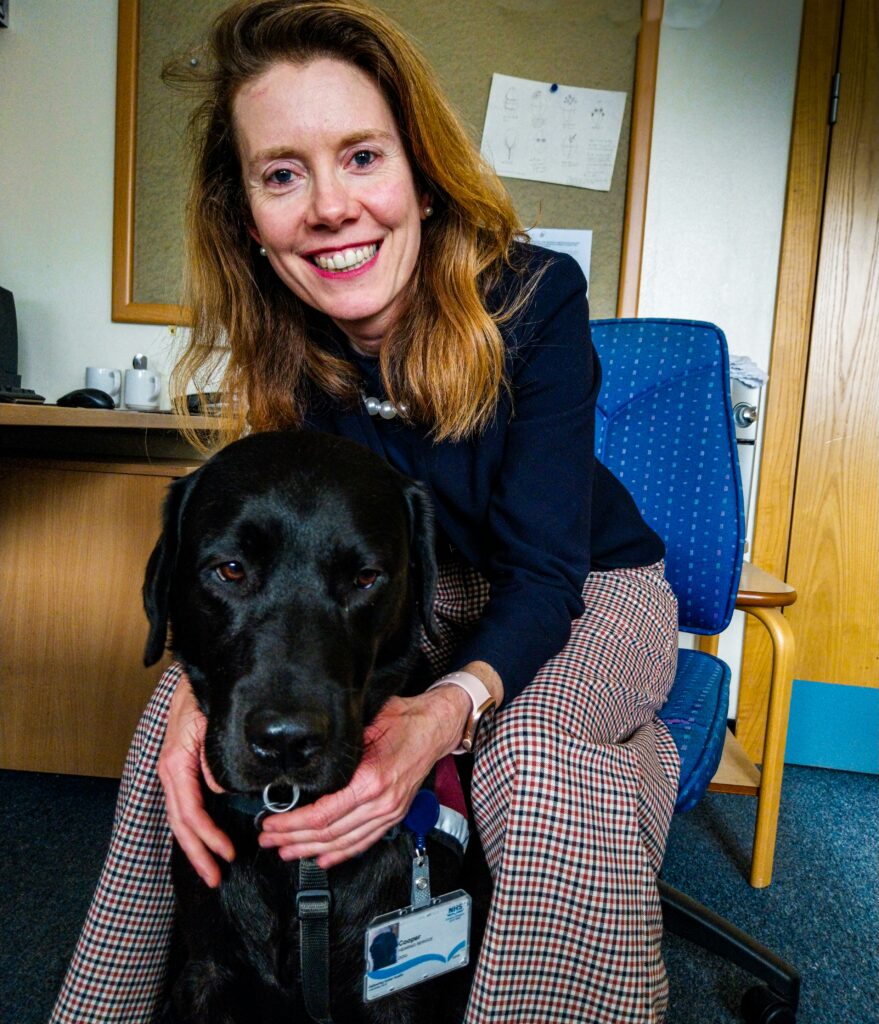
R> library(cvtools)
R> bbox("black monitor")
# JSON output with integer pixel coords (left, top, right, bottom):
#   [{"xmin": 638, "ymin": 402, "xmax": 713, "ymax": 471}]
[
  {"xmin": 0, "ymin": 287, "xmax": 44, "ymax": 402},
  {"xmin": 0, "ymin": 286, "xmax": 20, "ymax": 389}
]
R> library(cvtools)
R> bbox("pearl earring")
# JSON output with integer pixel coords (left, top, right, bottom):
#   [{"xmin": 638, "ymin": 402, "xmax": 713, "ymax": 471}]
[
  {"xmin": 259, "ymin": 246, "xmax": 267, "ymax": 256},
  {"xmin": 423, "ymin": 206, "xmax": 434, "ymax": 218}
]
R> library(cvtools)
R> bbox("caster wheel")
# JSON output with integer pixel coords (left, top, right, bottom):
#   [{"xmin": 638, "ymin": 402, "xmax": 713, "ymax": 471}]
[{"xmin": 741, "ymin": 985, "xmax": 797, "ymax": 1024}]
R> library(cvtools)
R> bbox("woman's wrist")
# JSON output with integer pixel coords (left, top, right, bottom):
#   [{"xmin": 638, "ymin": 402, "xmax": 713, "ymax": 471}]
[
  {"xmin": 420, "ymin": 684, "xmax": 473, "ymax": 757},
  {"xmin": 458, "ymin": 661, "xmax": 504, "ymax": 707},
  {"xmin": 424, "ymin": 661, "xmax": 503, "ymax": 755}
]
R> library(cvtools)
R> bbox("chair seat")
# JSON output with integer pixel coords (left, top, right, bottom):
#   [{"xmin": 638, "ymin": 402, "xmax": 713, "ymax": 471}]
[{"xmin": 658, "ymin": 650, "xmax": 731, "ymax": 813}]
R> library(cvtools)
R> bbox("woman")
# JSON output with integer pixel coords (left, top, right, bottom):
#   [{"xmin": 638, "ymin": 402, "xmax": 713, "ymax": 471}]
[{"xmin": 53, "ymin": 2, "xmax": 679, "ymax": 1022}]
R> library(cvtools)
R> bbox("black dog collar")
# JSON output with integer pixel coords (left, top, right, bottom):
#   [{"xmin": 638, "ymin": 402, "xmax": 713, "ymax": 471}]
[{"xmin": 226, "ymin": 791, "xmax": 270, "ymax": 826}]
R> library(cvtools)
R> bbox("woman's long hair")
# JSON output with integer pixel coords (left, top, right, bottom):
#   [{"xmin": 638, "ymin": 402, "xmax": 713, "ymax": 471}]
[{"xmin": 168, "ymin": 0, "xmax": 535, "ymax": 447}]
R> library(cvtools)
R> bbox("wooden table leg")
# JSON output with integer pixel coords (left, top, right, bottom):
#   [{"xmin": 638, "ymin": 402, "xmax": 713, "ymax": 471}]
[{"xmin": 742, "ymin": 605, "xmax": 795, "ymax": 888}]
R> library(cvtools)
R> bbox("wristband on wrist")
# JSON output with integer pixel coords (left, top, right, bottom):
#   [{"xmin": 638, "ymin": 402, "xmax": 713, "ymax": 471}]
[{"xmin": 426, "ymin": 670, "xmax": 497, "ymax": 755}]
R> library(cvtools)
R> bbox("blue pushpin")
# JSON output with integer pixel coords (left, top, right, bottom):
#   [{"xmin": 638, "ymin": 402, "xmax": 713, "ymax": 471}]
[
  {"xmin": 403, "ymin": 789, "xmax": 440, "ymax": 853},
  {"xmin": 550, "ymin": 83, "xmax": 559, "ymax": 93}
]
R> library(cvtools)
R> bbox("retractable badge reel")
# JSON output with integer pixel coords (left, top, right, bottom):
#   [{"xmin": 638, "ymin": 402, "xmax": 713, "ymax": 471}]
[
  {"xmin": 363, "ymin": 789, "xmax": 472, "ymax": 1002},
  {"xmin": 406, "ymin": 790, "xmax": 439, "ymax": 907}
]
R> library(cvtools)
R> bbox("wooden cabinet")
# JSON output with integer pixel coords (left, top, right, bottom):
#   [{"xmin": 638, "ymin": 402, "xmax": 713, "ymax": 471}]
[{"xmin": 0, "ymin": 407, "xmax": 208, "ymax": 777}]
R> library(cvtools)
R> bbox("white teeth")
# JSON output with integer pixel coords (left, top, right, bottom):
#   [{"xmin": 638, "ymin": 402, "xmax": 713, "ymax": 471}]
[{"xmin": 314, "ymin": 243, "xmax": 377, "ymax": 272}]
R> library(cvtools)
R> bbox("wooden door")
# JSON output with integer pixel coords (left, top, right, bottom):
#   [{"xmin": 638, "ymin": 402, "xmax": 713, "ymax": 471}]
[
  {"xmin": 785, "ymin": 0, "xmax": 878, "ymax": 686},
  {"xmin": 738, "ymin": 0, "xmax": 878, "ymax": 760}
]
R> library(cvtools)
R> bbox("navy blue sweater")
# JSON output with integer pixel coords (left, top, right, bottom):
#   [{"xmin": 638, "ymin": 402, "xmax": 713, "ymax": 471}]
[{"xmin": 306, "ymin": 246, "xmax": 663, "ymax": 701}]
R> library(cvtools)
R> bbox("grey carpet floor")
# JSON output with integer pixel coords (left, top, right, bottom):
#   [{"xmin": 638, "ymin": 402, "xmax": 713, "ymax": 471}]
[
  {"xmin": 2, "ymin": 764, "xmax": 876, "ymax": 1023},
  {"xmin": 661, "ymin": 765, "xmax": 878, "ymax": 1023}
]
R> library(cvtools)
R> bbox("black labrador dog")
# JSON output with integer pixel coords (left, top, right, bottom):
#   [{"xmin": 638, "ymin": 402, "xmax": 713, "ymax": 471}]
[{"xmin": 143, "ymin": 431, "xmax": 478, "ymax": 1024}]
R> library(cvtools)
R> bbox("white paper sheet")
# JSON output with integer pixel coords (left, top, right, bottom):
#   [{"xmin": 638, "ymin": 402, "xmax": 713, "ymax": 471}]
[
  {"xmin": 527, "ymin": 228, "xmax": 592, "ymax": 284},
  {"xmin": 481, "ymin": 73, "xmax": 626, "ymax": 192}
]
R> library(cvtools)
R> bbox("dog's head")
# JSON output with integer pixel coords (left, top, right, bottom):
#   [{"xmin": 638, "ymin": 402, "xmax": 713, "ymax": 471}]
[{"xmin": 143, "ymin": 431, "xmax": 437, "ymax": 798}]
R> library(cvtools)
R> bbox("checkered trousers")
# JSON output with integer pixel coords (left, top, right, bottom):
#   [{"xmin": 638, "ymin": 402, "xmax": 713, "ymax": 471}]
[
  {"xmin": 51, "ymin": 559, "xmax": 678, "ymax": 1024},
  {"xmin": 50, "ymin": 664, "xmax": 182, "ymax": 1023},
  {"xmin": 424, "ymin": 555, "xmax": 680, "ymax": 1023}
]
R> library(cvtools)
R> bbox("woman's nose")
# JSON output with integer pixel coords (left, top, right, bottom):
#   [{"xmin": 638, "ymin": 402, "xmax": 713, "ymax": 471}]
[{"xmin": 306, "ymin": 172, "xmax": 358, "ymax": 230}]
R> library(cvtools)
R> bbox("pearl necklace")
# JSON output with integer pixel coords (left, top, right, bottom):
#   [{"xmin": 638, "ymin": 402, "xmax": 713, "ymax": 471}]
[{"xmin": 362, "ymin": 393, "xmax": 409, "ymax": 420}]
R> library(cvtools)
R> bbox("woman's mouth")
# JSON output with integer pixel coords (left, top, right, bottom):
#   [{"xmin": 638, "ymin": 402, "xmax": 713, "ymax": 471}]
[{"xmin": 309, "ymin": 242, "xmax": 379, "ymax": 273}]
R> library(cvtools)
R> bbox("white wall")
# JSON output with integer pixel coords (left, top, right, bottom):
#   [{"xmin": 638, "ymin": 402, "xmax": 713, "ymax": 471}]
[
  {"xmin": 639, "ymin": 0, "xmax": 803, "ymax": 706},
  {"xmin": 0, "ymin": 0, "xmax": 176, "ymax": 405}
]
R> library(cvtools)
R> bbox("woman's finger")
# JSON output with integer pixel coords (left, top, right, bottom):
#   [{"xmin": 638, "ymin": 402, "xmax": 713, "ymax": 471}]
[
  {"xmin": 280, "ymin": 819, "xmax": 401, "ymax": 870},
  {"xmin": 268, "ymin": 811, "xmax": 398, "ymax": 860},
  {"xmin": 200, "ymin": 744, "xmax": 225, "ymax": 795},
  {"xmin": 259, "ymin": 792, "xmax": 402, "ymax": 849},
  {"xmin": 159, "ymin": 675, "xmax": 235, "ymax": 885},
  {"xmin": 261, "ymin": 761, "xmax": 392, "ymax": 837},
  {"xmin": 159, "ymin": 744, "xmax": 234, "ymax": 882},
  {"xmin": 259, "ymin": 801, "xmax": 402, "ymax": 857}
]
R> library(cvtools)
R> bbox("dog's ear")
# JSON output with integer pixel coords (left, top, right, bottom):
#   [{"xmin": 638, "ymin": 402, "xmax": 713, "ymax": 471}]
[
  {"xmin": 402, "ymin": 480, "xmax": 439, "ymax": 645},
  {"xmin": 142, "ymin": 470, "xmax": 199, "ymax": 666}
]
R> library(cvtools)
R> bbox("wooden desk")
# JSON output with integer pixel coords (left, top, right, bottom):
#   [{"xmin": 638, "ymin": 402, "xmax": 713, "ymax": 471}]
[
  {"xmin": 0, "ymin": 404, "xmax": 213, "ymax": 431},
  {"xmin": 0, "ymin": 406, "xmax": 213, "ymax": 777}
]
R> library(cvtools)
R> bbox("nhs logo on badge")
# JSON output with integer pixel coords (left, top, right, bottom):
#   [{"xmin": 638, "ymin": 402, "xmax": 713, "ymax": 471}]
[{"xmin": 446, "ymin": 902, "xmax": 465, "ymax": 921}]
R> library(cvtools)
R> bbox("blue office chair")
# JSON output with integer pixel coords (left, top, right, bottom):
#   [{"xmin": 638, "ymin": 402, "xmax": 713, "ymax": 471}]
[{"xmin": 591, "ymin": 319, "xmax": 801, "ymax": 1024}]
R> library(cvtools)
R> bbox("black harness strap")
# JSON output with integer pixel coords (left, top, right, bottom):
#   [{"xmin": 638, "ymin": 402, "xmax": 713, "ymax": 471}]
[{"xmin": 297, "ymin": 857, "xmax": 334, "ymax": 1024}]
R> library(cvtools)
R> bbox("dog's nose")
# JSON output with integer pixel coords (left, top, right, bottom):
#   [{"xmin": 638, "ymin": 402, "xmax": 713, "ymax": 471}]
[{"xmin": 244, "ymin": 709, "xmax": 326, "ymax": 769}]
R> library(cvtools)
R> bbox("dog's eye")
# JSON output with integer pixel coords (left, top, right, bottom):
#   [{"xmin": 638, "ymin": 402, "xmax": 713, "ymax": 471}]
[
  {"xmin": 355, "ymin": 568, "xmax": 380, "ymax": 590},
  {"xmin": 216, "ymin": 561, "xmax": 246, "ymax": 583}
]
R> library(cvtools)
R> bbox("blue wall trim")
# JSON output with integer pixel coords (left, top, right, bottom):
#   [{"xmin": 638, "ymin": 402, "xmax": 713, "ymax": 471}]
[{"xmin": 785, "ymin": 679, "xmax": 879, "ymax": 774}]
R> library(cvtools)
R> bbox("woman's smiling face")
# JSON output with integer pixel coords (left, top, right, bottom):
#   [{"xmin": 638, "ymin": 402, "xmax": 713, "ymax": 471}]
[{"xmin": 235, "ymin": 58, "xmax": 428, "ymax": 352}]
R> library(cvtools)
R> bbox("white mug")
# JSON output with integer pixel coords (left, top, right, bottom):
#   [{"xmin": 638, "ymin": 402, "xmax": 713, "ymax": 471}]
[
  {"xmin": 123, "ymin": 368, "xmax": 161, "ymax": 411},
  {"xmin": 85, "ymin": 366, "xmax": 122, "ymax": 404}
]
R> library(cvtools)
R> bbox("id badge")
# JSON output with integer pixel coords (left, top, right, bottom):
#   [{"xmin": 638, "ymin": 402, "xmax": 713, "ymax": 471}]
[{"xmin": 363, "ymin": 889, "xmax": 471, "ymax": 1002}]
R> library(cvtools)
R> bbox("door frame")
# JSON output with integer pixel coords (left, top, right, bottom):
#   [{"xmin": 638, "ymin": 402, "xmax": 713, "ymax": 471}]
[{"xmin": 737, "ymin": 0, "xmax": 844, "ymax": 761}]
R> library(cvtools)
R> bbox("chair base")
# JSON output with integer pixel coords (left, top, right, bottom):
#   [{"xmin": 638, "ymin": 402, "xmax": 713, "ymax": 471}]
[{"xmin": 660, "ymin": 879, "xmax": 800, "ymax": 1018}]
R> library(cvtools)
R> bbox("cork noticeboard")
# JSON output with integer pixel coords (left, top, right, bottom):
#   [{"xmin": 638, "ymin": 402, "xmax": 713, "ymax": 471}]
[{"xmin": 112, "ymin": 0, "xmax": 661, "ymax": 325}]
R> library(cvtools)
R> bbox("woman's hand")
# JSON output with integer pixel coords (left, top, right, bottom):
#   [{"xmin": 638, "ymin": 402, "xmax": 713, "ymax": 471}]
[
  {"xmin": 258, "ymin": 684, "xmax": 472, "ymax": 869},
  {"xmin": 158, "ymin": 674, "xmax": 235, "ymax": 888}
]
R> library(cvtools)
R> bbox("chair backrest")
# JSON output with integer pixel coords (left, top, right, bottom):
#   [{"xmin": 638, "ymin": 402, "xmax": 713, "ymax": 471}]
[{"xmin": 591, "ymin": 318, "xmax": 745, "ymax": 635}]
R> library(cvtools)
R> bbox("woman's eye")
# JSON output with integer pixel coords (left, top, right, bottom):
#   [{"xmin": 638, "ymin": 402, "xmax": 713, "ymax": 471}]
[
  {"xmin": 216, "ymin": 561, "xmax": 246, "ymax": 583},
  {"xmin": 267, "ymin": 167, "xmax": 295, "ymax": 185},
  {"xmin": 355, "ymin": 568, "xmax": 380, "ymax": 590},
  {"xmin": 351, "ymin": 150, "xmax": 375, "ymax": 168}
]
